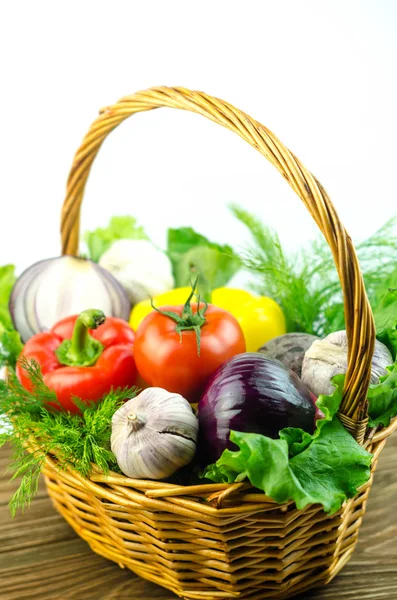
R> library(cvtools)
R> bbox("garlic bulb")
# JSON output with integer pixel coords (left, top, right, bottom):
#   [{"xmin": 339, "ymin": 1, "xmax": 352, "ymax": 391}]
[
  {"xmin": 301, "ymin": 330, "xmax": 393, "ymax": 396},
  {"xmin": 99, "ymin": 239, "xmax": 174, "ymax": 305},
  {"xmin": 111, "ymin": 387, "xmax": 198, "ymax": 479}
]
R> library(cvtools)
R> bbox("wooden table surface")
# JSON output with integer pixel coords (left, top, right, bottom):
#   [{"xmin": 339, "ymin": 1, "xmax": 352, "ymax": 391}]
[{"xmin": 1, "ymin": 440, "xmax": 396, "ymax": 600}]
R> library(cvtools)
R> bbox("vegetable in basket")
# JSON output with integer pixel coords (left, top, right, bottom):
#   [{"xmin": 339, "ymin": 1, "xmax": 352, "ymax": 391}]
[
  {"xmin": 167, "ymin": 226, "xmax": 241, "ymax": 296},
  {"xmin": 99, "ymin": 239, "xmax": 175, "ymax": 305},
  {"xmin": 84, "ymin": 215, "xmax": 149, "ymax": 263},
  {"xmin": 111, "ymin": 387, "xmax": 198, "ymax": 479},
  {"xmin": 130, "ymin": 286, "xmax": 286, "ymax": 352},
  {"xmin": 202, "ymin": 367, "xmax": 373, "ymax": 514},
  {"xmin": 258, "ymin": 332, "xmax": 320, "ymax": 376},
  {"xmin": 17, "ymin": 309, "xmax": 137, "ymax": 414},
  {"xmin": 301, "ymin": 330, "xmax": 392, "ymax": 397},
  {"xmin": 4, "ymin": 320, "xmax": 397, "ymax": 517},
  {"xmin": 197, "ymin": 353, "xmax": 318, "ymax": 465},
  {"xmin": 84, "ymin": 215, "xmax": 175, "ymax": 303},
  {"xmin": 134, "ymin": 285, "xmax": 246, "ymax": 402},
  {"xmin": 211, "ymin": 287, "xmax": 286, "ymax": 352},
  {"xmin": 10, "ymin": 256, "xmax": 130, "ymax": 342}
]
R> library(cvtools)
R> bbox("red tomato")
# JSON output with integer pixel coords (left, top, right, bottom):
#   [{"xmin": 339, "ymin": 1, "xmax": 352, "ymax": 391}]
[{"xmin": 134, "ymin": 303, "xmax": 246, "ymax": 402}]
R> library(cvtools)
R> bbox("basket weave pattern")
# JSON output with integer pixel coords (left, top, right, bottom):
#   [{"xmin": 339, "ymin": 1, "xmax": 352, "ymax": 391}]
[
  {"xmin": 47, "ymin": 87, "xmax": 397, "ymax": 599},
  {"xmin": 42, "ymin": 429, "xmax": 394, "ymax": 599}
]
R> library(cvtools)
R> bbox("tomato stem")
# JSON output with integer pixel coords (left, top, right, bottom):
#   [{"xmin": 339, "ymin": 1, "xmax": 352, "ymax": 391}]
[
  {"xmin": 150, "ymin": 278, "xmax": 207, "ymax": 356},
  {"xmin": 55, "ymin": 309, "xmax": 105, "ymax": 367},
  {"xmin": 188, "ymin": 265, "xmax": 212, "ymax": 303}
]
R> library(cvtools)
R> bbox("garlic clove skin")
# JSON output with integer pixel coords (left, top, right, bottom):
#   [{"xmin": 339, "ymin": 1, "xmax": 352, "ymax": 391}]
[
  {"xmin": 301, "ymin": 330, "xmax": 393, "ymax": 397},
  {"xmin": 111, "ymin": 387, "xmax": 198, "ymax": 480}
]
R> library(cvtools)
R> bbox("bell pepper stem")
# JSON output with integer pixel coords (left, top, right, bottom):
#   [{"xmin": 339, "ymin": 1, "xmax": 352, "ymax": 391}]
[{"xmin": 56, "ymin": 309, "xmax": 106, "ymax": 367}]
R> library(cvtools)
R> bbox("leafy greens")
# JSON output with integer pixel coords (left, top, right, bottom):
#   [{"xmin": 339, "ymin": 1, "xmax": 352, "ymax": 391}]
[
  {"xmin": 0, "ymin": 265, "xmax": 23, "ymax": 369},
  {"xmin": 374, "ymin": 289, "xmax": 397, "ymax": 360},
  {"xmin": 83, "ymin": 217, "xmax": 241, "ymax": 293},
  {"xmin": 367, "ymin": 362, "xmax": 397, "ymax": 428},
  {"xmin": 84, "ymin": 216, "xmax": 148, "ymax": 262},
  {"xmin": 0, "ymin": 360, "xmax": 137, "ymax": 515},
  {"xmin": 231, "ymin": 205, "xmax": 397, "ymax": 337},
  {"xmin": 204, "ymin": 376, "xmax": 373, "ymax": 514},
  {"xmin": 0, "ymin": 265, "xmax": 16, "ymax": 329},
  {"xmin": 167, "ymin": 227, "xmax": 241, "ymax": 295}
]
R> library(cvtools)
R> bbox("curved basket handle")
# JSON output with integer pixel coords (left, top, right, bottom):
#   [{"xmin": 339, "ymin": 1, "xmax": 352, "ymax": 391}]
[{"xmin": 60, "ymin": 86, "xmax": 375, "ymax": 441}]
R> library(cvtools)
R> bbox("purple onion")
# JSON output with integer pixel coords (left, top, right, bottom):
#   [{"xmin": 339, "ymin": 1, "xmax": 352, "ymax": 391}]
[{"xmin": 197, "ymin": 353, "xmax": 318, "ymax": 465}]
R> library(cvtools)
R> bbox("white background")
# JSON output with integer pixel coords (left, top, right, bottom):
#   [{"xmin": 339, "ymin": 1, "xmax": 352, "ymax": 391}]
[{"xmin": 0, "ymin": 0, "xmax": 396, "ymax": 274}]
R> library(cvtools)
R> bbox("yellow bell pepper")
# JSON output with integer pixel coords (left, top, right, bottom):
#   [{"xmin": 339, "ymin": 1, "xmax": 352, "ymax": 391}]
[
  {"xmin": 212, "ymin": 288, "xmax": 286, "ymax": 352},
  {"xmin": 130, "ymin": 286, "xmax": 286, "ymax": 352}
]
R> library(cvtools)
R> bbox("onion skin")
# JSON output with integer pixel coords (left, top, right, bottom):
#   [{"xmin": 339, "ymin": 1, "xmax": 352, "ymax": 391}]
[
  {"xmin": 197, "ymin": 353, "xmax": 318, "ymax": 465},
  {"xmin": 9, "ymin": 256, "xmax": 131, "ymax": 342}
]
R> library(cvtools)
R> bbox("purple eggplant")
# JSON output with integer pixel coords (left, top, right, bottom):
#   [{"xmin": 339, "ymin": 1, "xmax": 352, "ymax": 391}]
[{"xmin": 197, "ymin": 352, "xmax": 318, "ymax": 465}]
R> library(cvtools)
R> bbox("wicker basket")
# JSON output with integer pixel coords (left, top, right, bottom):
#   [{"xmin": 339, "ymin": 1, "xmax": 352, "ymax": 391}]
[{"xmin": 44, "ymin": 86, "xmax": 397, "ymax": 600}]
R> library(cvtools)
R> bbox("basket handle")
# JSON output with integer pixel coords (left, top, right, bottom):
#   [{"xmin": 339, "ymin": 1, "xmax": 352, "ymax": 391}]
[{"xmin": 60, "ymin": 86, "xmax": 375, "ymax": 442}]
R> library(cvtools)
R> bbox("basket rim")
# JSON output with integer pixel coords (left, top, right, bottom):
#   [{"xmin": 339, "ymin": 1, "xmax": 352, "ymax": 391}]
[{"xmin": 35, "ymin": 413, "xmax": 397, "ymax": 510}]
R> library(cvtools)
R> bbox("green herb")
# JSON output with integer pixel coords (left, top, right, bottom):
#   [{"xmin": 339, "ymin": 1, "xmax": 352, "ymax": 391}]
[
  {"xmin": 231, "ymin": 205, "xmax": 397, "ymax": 336},
  {"xmin": 84, "ymin": 216, "xmax": 148, "ymax": 262},
  {"xmin": 0, "ymin": 360, "xmax": 138, "ymax": 516},
  {"xmin": 203, "ymin": 376, "xmax": 372, "ymax": 514},
  {"xmin": 167, "ymin": 227, "xmax": 241, "ymax": 297},
  {"xmin": 374, "ymin": 289, "xmax": 397, "ymax": 359},
  {"xmin": 0, "ymin": 265, "xmax": 23, "ymax": 368}
]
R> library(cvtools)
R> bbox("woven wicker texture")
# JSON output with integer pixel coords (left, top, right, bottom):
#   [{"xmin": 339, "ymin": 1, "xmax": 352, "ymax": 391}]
[
  {"xmin": 42, "ymin": 420, "xmax": 397, "ymax": 599},
  {"xmin": 50, "ymin": 87, "xmax": 395, "ymax": 598}
]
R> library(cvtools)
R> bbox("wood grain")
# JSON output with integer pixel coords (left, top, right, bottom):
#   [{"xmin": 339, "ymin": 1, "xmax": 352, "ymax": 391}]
[{"xmin": 1, "ymin": 439, "xmax": 396, "ymax": 600}]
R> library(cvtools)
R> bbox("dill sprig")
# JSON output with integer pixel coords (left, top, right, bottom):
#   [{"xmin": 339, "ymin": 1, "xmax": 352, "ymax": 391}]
[
  {"xmin": 231, "ymin": 204, "xmax": 397, "ymax": 337},
  {"xmin": 0, "ymin": 360, "xmax": 138, "ymax": 516}
]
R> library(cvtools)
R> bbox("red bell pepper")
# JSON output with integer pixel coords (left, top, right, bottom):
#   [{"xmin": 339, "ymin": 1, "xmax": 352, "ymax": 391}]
[{"xmin": 17, "ymin": 309, "xmax": 137, "ymax": 414}]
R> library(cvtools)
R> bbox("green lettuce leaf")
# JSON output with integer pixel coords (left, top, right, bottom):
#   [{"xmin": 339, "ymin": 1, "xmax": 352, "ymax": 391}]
[
  {"xmin": 368, "ymin": 362, "xmax": 397, "ymax": 427},
  {"xmin": 167, "ymin": 227, "xmax": 241, "ymax": 292},
  {"xmin": 0, "ymin": 265, "xmax": 23, "ymax": 368},
  {"xmin": 0, "ymin": 326, "xmax": 23, "ymax": 369},
  {"xmin": 374, "ymin": 289, "xmax": 397, "ymax": 359},
  {"xmin": 204, "ymin": 376, "xmax": 372, "ymax": 514},
  {"xmin": 167, "ymin": 227, "xmax": 210, "ymax": 257},
  {"xmin": 84, "ymin": 216, "xmax": 148, "ymax": 262},
  {"xmin": 0, "ymin": 265, "xmax": 16, "ymax": 330}
]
